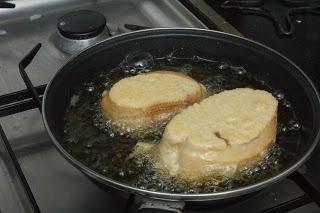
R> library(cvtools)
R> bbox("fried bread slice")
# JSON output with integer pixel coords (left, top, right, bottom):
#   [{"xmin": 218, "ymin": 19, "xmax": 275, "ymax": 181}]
[
  {"xmin": 101, "ymin": 71, "xmax": 207, "ymax": 130},
  {"xmin": 158, "ymin": 88, "xmax": 278, "ymax": 178}
]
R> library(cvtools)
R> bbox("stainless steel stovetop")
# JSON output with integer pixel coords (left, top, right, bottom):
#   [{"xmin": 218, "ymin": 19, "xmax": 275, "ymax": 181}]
[{"xmin": 0, "ymin": 0, "xmax": 319, "ymax": 213}]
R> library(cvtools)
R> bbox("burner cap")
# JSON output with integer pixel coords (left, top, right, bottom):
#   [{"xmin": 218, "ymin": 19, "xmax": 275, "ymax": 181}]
[{"xmin": 57, "ymin": 10, "xmax": 106, "ymax": 40}]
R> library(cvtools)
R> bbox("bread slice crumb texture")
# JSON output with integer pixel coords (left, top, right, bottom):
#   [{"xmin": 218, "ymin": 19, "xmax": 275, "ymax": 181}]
[{"xmin": 108, "ymin": 71, "xmax": 202, "ymax": 108}]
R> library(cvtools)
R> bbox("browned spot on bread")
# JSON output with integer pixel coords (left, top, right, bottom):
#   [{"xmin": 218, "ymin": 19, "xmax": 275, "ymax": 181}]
[{"xmin": 214, "ymin": 131, "xmax": 231, "ymax": 147}]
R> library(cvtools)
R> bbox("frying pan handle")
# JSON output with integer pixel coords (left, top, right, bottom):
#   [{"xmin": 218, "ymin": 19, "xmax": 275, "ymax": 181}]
[
  {"xmin": 138, "ymin": 199, "xmax": 185, "ymax": 213},
  {"xmin": 18, "ymin": 43, "xmax": 43, "ymax": 112}
]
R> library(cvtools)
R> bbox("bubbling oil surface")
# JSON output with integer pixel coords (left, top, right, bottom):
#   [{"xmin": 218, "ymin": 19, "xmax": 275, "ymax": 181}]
[{"xmin": 62, "ymin": 53, "xmax": 302, "ymax": 193}]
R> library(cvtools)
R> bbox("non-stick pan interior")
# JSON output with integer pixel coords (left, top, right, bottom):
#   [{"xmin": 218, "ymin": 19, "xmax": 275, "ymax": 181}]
[{"xmin": 43, "ymin": 29, "xmax": 320, "ymax": 200}]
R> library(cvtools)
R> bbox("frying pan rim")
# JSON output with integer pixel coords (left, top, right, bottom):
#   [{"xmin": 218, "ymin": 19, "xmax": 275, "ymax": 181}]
[{"xmin": 42, "ymin": 28, "xmax": 320, "ymax": 201}]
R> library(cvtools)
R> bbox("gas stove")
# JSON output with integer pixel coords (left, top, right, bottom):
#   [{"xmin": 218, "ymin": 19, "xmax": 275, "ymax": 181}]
[{"xmin": 1, "ymin": 0, "xmax": 320, "ymax": 212}]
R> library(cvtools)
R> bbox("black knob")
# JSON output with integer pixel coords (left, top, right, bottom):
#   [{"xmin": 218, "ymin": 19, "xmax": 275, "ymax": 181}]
[
  {"xmin": 57, "ymin": 10, "xmax": 106, "ymax": 40},
  {"xmin": 0, "ymin": 1, "xmax": 15, "ymax": 8}
]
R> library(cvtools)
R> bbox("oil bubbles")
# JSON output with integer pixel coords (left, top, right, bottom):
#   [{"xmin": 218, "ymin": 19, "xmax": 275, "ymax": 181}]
[
  {"xmin": 120, "ymin": 51, "xmax": 154, "ymax": 74},
  {"xmin": 218, "ymin": 61, "xmax": 230, "ymax": 70},
  {"xmin": 273, "ymin": 91, "xmax": 285, "ymax": 101},
  {"xmin": 231, "ymin": 66, "xmax": 247, "ymax": 75},
  {"xmin": 63, "ymin": 51, "xmax": 302, "ymax": 194}
]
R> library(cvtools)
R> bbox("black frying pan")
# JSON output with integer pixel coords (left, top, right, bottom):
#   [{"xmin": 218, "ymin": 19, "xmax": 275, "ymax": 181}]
[{"xmin": 40, "ymin": 28, "xmax": 320, "ymax": 212}]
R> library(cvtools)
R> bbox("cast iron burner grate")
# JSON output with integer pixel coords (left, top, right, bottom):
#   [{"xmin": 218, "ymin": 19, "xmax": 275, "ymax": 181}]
[{"xmin": 220, "ymin": 0, "xmax": 320, "ymax": 36}]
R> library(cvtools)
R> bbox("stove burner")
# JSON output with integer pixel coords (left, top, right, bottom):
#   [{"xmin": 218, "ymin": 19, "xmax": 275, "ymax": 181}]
[
  {"xmin": 57, "ymin": 10, "xmax": 106, "ymax": 39},
  {"xmin": 53, "ymin": 10, "xmax": 110, "ymax": 54},
  {"xmin": 220, "ymin": 0, "xmax": 320, "ymax": 36}
]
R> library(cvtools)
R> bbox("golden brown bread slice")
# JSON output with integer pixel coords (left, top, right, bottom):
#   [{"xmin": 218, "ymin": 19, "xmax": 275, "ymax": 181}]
[
  {"xmin": 157, "ymin": 88, "xmax": 278, "ymax": 179},
  {"xmin": 100, "ymin": 71, "xmax": 207, "ymax": 131}
]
